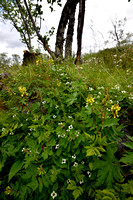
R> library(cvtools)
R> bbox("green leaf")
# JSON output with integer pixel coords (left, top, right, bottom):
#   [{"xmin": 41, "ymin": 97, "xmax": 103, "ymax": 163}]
[
  {"xmin": 27, "ymin": 176, "xmax": 38, "ymax": 191},
  {"xmin": 42, "ymin": 151, "xmax": 48, "ymax": 160},
  {"xmin": 67, "ymin": 180, "xmax": 77, "ymax": 190},
  {"xmin": 65, "ymin": 93, "xmax": 78, "ymax": 106},
  {"xmin": 122, "ymin": 141, "xmax": 133, "ymax": 149},
  {"xmin": 122, "ymin": 180, "xmax": 133, "ymax": 194},
  {"xmin": 73, "ymin": 187, "xmax": 83, "ymax": 200},
  {"xmin": 126, "ymin": 135, "xmax": 133, "ymax": 142},
  {"xmin": 94, "ymin": 144, "xmax": 122, "ymax": 188},
  {"xmin": 96, "ymin": 189, "xmax": 118, "ymax": 200},
  {"xmin": 102, "ymin": 118, "xmax": 119, "ymax": 127},
  {"xmin": 120, "ymin": 152, "xmax": 133, "ymax": 164},
  {"xmin": 8, "ymin": 160, "xmax": 23, "ymax": 182},
  {"xmin": 85, "ymin": 146, "xmax": 106, "ymax": 157}
]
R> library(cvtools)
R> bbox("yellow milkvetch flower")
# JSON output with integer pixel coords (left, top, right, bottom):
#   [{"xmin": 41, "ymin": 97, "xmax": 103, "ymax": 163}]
[
  {"xmin": 57, "ymin": 81, "xmax": 61, "ymax": 87},
  {"xmin": 18, "ymin": 86, "xmax": 28, "ymax": 97},
  {"xmin": 111, "ymin": 104, "xmax": 121, "ymax": 118},
  {"xmin": 37, "ymin": 165, "xmax": 46, "ymax": 176},
  {"xmin": 36, "ymin": 57, "xmax": 43, "ymax": 65},
  {"xmin": 86, "ymin": 95, "xmax": 95, "ymax": 106},
  {"xmin": 4, "ymin": 186, "xmax": 12, "ymax": 195}
]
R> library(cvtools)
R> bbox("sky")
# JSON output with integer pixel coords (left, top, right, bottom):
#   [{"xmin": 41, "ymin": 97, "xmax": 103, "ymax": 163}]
[{"xmin": 0, "ymin": 0, "xmax": 133, "ymax": 60}]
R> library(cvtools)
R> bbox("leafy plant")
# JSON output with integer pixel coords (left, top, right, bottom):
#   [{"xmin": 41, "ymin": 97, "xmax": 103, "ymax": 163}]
[{"xmin": 0, "ymin": 48, "xmax": 132, "ymax": 199}]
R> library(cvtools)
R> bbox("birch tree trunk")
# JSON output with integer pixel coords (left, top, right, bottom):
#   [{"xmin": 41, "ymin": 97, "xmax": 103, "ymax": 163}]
[
  {"xmin": 55, "ymin": 0, "xmax": 79, "ymax": 59},
  {"xmin": 65, "ymin": 2, "xmax": 78, "ymax": 58},
  {"xmin": 75, "ymin": 0, "xmax": 85, "ymax": 65}
]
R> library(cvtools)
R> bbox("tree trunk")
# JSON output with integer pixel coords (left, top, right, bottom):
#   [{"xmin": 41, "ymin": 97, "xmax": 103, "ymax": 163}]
[
  {"xmin": 75, "ymin": 0, "xmax": 85, "ymax": 65},
  {"xmin": 65, "ymin": 1, "xmax": 78, "ymax": 58},
  {"xmin": 55, "ymin": 0, "xmax": 79, "ymax": 59}
]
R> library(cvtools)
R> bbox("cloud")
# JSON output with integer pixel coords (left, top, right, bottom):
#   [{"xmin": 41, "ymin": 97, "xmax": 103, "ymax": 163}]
[{"xmin": 0, "ymin": 22, "xmax": 24, "ymax": 48}]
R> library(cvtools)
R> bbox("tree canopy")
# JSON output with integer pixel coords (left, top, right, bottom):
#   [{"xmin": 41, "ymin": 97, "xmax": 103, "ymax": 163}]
[{"xmin": 0, "ymin": 0, "xmax": 85, "ymax": 63}]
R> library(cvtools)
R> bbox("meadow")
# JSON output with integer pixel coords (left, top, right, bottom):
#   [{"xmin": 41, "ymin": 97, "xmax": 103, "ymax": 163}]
[{"xmin": 0, "ymin": 44, "xmax": 133, "ymax": 200}]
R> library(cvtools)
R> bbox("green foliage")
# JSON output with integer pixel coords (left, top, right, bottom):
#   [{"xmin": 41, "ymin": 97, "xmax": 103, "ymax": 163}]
[
  {"xmin": 8, "ymin": 160, "xmax": 24, "ymax": 182},
  {"xmin": 94, "ymin": 144, "xmax": 123, "ymax": 188},
  {"xmin": 95, "ymin": 189, "xmax": 119, "ymax": 200},
  {"xmin": 0, "ymin": 50, "xmax": 132, "ymax": 199},
  {"xmin": 120, "ymin": 135, "xmax": 133, "ymax": 165}
]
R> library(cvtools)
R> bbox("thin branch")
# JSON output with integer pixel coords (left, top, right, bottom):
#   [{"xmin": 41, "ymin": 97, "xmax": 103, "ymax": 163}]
[{"xmin": 23, "ymin": 0, "xmax": 56, "ymax": 60}]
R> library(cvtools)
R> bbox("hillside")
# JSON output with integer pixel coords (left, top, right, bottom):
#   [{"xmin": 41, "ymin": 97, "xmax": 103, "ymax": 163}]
[{"xmin": 0, "ymin": 44, "xmax": 133, "ymax": 200}]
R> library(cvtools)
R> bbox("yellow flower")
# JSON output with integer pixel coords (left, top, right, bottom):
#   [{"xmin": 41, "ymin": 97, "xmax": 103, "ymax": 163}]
[
  {"xmin": 5, "ymin": 186, "xmax": 12, "ymax": 195},
  {"xmin": 36, "ymin": 58, "xmax": 43, "ymax": 65},
  {"xmin": 18, "ymin": 86, "xmax": 28, "ymax": 97},
  {"xmin": 57, "ymin": 81, "xmax": 61, "ymax": 87},
  {"xmin": 37, "ymin": 165, "xmax": 46, "ymax": 176},
  {"xmin": 111, "ymin": 104, "xmax": 121, "ymax": 118},
  {"xmin": 86, "ymin": 95, "xmax": 95, "ymax": 106}
]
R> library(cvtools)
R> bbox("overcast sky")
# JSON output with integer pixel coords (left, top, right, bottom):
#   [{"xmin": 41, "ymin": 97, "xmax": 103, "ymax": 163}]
[{"xmin": 0, "ymin": 0, "xmax": 133, "ymax": 59}]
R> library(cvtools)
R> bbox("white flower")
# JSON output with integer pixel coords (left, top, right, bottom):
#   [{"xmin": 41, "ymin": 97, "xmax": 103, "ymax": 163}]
[
  {"xmin": 114, "ymin": 85, "xmax": 120, "ymax": 90},
  {"xmin": 53, "ymin": 115, "xmax": 56, "ymax": 119},
  {"xmin": 2, "ymin": 128, "xmax": 5, "ymax": 131},
  {"xmin": 110, "ymin": 100, "xmax": 113, "ymax": 104},
  {"xmin": 87, "ymin": 171, "xmax": 91, "ymax": 177},
  {"xmin": 13, "ymin": 114, "xmax": 16, "ymax": 118},
  {"xmin": 68, "ymin": 116, "xmax": 72, "ymax": 118},
  {"xmin": 65, "ymin": 82, "xmax": 70, "ymax": 85},
  {"xmin": 68, "ymin": 125, "xmax": 73, "ymax": 129},
  {"xmin": 62, "ymin": 159, "xmax": 66, "ymax": 164},
  {"xmin": 75, "ymin": 131, "xmax": 79, "ymax": 137},
  {"xmin": 58, "ymin": 123, "xmax": 63, "ymax": 126},
  {"xmin": 58, "ymin": 134, "xmax": 61, "ymax": 137},
  {"xmin": 61, "ymin": 134, "xmax": 65, "ymax": 138},
  {"xmin": 72, "ymin": 154, "xmax": 76, "ymax": 159},
  {"xmin": 55, "ymin": 144, "xmax": 59, "ymax": 149},
  {"xmin": 55, "ymin": 105, "xmax": 59, "ymax": 109},
  {"xmin": 9, "ymin": 132, "xmax": 14, "ymax": 135},
  {"xmin": 121, "ymin": 91, "xmax": 126, "ymax": 93},
  {"xmin": 51, "ymin": 191, "xmax": 57, "ymax": 199},
  {"xmin": 89, "ymin": 87, "xmax": 93, "ymax": 91},
  {"xmin": 80, "ymin": 180, "xmax": 84, "ymax": 184},
  {"xmin": 106, "ymin": 108, "xmax": 110, "ymax": 111},
  {"xmin": 42, "ymin": 101, "xmax": 46, "ymax": 104},
  {"xmin": 67, "ymin": 179, "xmax": 71, "ymax": 184},
  {"xmin": 73, "ymin": 162, "xmax": 78, "ymax": 167}
]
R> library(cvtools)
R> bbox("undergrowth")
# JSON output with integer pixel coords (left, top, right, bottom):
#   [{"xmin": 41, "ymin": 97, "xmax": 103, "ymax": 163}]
[{"xmin": 0, "ymin": 45, "xmax": 133, "ymax": 199}]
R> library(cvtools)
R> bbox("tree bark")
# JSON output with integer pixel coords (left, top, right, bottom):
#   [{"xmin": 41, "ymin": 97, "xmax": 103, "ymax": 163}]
[
  {"xmin": 55, "ymin": 0, "xmax": 79, "ymax": 58},
  {"xmin": 65, "ymin": 1, "xmax": 78, "ymax": 58},
  {"xmin": 75, "ymin": 0, "xmax": 85, "ymax": 65}
]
